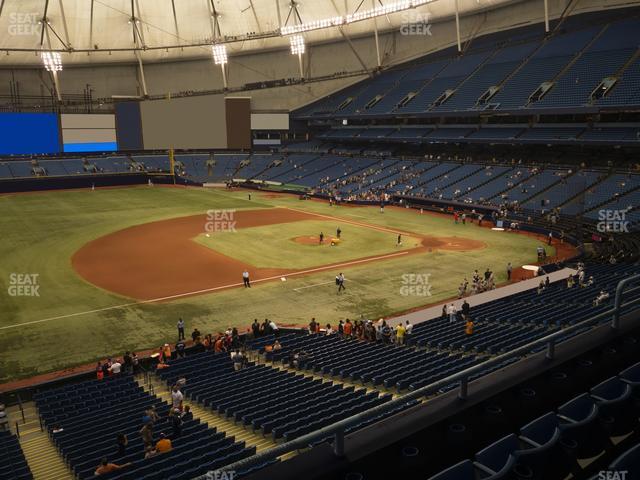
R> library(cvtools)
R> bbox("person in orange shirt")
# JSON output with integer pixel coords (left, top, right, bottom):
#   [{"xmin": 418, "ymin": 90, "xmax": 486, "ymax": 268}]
[
  {"xmin": 163, "ymin": 344, "xmax": 172, "ymax": 361},
  {"xmin": 95, "ymin": 458, "xmax": 131, "ymax": 476},
  {"xmin": 465, "ymin": 319, "xmax": 474, "ymax": 335},
  {"xmin": 155, "ymin": 433, "xmax": 172, "ymax": 453},
  {"xmin": 214, "ymin": 336, "xmax": 224, "ymax": 353},
  {"xmin": 343, "ymin": 319, "xmax": 353, "ymax": 338}
]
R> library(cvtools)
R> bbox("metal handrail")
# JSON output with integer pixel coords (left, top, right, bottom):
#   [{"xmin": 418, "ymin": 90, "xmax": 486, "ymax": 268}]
[{"xmin": 200, "ymin": 274, "xmax": 640, "ymax": 478}]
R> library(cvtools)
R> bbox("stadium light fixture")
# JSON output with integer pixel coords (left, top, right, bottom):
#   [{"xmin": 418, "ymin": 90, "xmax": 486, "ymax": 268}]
[
  {"xmin": 290, "ymin": 35, "xmax": 305, "ymax": 55},
  {"xmin": 211, "ymin": 44, "xmax": 228, "ymax": 89},
  {"xmin": 42, "ymin": 51, "xmax": 62, "ymax": 72},
  {"xmin": 211, "ymin": 44, "xmax": 228, "ymax": 65},
  {"xmin": 280, "ymin": 0, "xmax": 430, "ymax": 35}
]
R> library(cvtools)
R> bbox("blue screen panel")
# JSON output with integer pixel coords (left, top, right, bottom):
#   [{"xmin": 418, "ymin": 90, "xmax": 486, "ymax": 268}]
[
  {"xmin": 63, "ymin": 142, "xmax": 118, "ymax": 153},
  {"xmin": 0, "ymin": 113, "xmax": 60, "ymax": 154}
]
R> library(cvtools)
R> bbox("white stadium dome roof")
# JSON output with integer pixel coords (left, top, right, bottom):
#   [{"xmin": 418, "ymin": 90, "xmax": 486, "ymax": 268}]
[{"xmin": 0, "ymin": 0, "xmax": 519, "ymax": 66}]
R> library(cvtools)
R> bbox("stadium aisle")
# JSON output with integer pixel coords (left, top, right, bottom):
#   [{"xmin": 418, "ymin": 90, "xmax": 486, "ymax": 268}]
[{"xmin": 8, "ymin": 403, "xmax": 72, "ymax": 480}]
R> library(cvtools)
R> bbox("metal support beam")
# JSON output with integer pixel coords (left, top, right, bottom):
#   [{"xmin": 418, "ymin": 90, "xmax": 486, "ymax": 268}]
[
  {"xmin": 57, "ymin": 0, "xmax": 72, "ymax": 49},
  {"xmin": 170, "ymin": 0, "xmax": 181, "ymax": 46},
  {"xmin": 208, "ymin": 0, "xmax": 223, "ymax": 40},
  {"xmin": 455, "ymin": 0, "xmax": 461, "ymax": 52},
  {"xmin": 543, "ymin": 0, "xmax": 550, "ymax": 33},
  {"xmin": 89, "ymin": 0, "xmax": 94, "ymax": 52},
  {"xmin": 43, "ymin": 26, "xmax": 62, "ymax": 102},
  {"xmin": 0, "ymin": 0, "xmax": 6, "ymax": 21},
  {"xmin": 297, "ymin": 52, "xmax": 304, "ymax": 79},
  {"xmin": 40, "ymin": 0, "xmax": 50, "ymax": 47},
  {"xmin": 131, "ymin": 0, "xmax": 148, "ymax": 97},
  {"xmin": 372, "ymin": 0, "xmax": 381, "ymax": 68},
  {"xmin": 248, "ymin": 0, "xmax": 263, "ymax": 34},
  {"xmin": 220, "ymin": 64, "xmax": 228, "ymax": 89},
  {"xmin": 338, "ymin": 26, "xmax": 371, "ymax": 77}
]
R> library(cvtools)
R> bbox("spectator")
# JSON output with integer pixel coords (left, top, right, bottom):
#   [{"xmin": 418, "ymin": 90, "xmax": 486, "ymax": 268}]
[
  {"xmin": 343, "ymin": 319, "xmax": 353, "ymax": 338},
  {"xmin": 395, "ymin": 322, "xmax": 406, "ymax": 345},
  {"xmin": 145, "ymin": 405, "xmax": 159, "ymax": 423},
  {"xmin": 182, "ymin": 405, "xmax": 193, "ymax": 421},
  {"xmin": 231, "ymin": 350, "xmax": 245, "ymax": 371},
  {"xmin": 171, "ymin": 409, "xmax": 183, "ymax": 438},
  {"xmin": 155, "ymin": 433, "xmax": 173, "ymax": 453},
  {"xmin": 191, "ymin": 328, "xmax": 201, "ymax": 342},
  {"xmin": 381, "ymin": 322, "xmax": 391, "ymax": 344},
  {"xmin": 116, "ymin": 433, "xmax": 128, "ymax": 457},
  {"xmin": 251, "ymin": 319, "xmax": 260, "ymax": 338},
  {"xmin": 325, "ymin": 324, "xmax": 334, "ymax": 335},
  {"xmin": 95, "ymin": 458, "xmax": 132, "ymax": 476},
  {"xmin": 272, "ymin": 340, "xmax": 282, "ymax": 351},
  {"xmin": 567, "ymin": 275, "xmax": 575, "ymax": 288},
  {"xmin": 338, "ymin": 320, "xmax": 344, "ymax": 335},
  {"xmin": 163, "ymin": 343, "xmax": 172, "ymax": 361},
  {"xmin": 447, "ymin": 304, "xmax": 457, "ymax": 324},
  {"xmin": 110, "ymin": 359, "xmax": 122, "ymax": 375},
  {"xmin": 123, "ymin": 352, "xmax": 132, "ymax": 374},
  {"xmin": 175, "ymin": 339, "xmax": 186, "ymax": 358},
  {"xmin": 269, "ymin": 320, "xmax": 279, "ymax": 337},
  {"xmin": 594, "ymin": 290, "xmax": 610, "ymax": 306},
  {"xmin": 308, "ymin": 318, "xmax": 317, "ymax": 334},
  {"xmin": 96, "ymin": 362, "xmax": 104, "ymax": 380},
  {"xmin": 144, "ymin": 446, "xmax": 158, "ymax": 459},
  {"xmin": 131, "ymin": 352, "xmax": 139, "ymax": 373},
  {"xmin": 405, "ymin": 320, "xmax": 413, "ymax": 344},
  {"xmin": 140, "ymin": 423, "xmax": 153, "ymax": 449},
  {"xmin": 465, "ymin": 319, "xmax": 474, "ymax": 335},
  {"xmin": 461, "ymin": 300, "xmax": 470, "ymax": 321},
  {"xmin": 171, "ymin": 385, "xmax": 183, "ymax": 412}
]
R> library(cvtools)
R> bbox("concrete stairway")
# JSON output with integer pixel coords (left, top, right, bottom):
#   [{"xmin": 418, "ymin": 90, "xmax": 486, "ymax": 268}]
[{"xmin": 7, "ymin": 403, "xmax": 73, "ymax": 480}]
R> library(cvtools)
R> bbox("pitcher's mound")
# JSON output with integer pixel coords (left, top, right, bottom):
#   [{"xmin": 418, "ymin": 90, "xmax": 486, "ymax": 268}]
[{"xmin": 292, "ymin": 235, "xmax": 326, "ymax": 245}]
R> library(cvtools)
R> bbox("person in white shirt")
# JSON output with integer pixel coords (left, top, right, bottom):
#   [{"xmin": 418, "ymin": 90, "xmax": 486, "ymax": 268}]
[
  {"xmin": 448, "ymin": 304, "xmax": 457, "ymax": 324},
  {"xmin": 325, "ymin": 324, "xmax": 334, "ymax": 335},
  {"xmin": 110, "ymin": 360, "xmax": 122, "ymax": 375},
  {"xmin": 269, "ymin": 320, "xmax": 279, "ymax": 337},
  {"xmin": 171, "ymin": 386, "xmax": 183, "ymax": 410}
]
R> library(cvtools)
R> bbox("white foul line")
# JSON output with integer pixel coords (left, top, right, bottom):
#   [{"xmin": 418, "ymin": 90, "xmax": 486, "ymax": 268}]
[{"xmin": 0, "ymin": 250, "xmax": 409, "ymax": 331}]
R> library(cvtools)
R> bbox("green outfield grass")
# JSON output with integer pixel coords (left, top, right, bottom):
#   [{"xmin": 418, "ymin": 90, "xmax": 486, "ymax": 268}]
[
  {"xmin": 195, "ymin": 219, "xmax": 422, "ymax": 269},
  {"xmin": 0, "ymin": 187, "xmax": 551, "ymax": 383}
]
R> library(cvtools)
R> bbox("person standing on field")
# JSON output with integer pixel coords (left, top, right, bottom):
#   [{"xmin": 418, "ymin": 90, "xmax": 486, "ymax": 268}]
[
  {"xmin": 242, "ymin": 269, "xmax": 251, "ymax": 288},
  {"xmin": 337, "ymin": 273, "xmax": 346, "ymax": 293},
  {"xmin": 507, "ymin": 262, "xmax": 512, "ymax": 281},
  {"xmin": 177, "ymin": 318, "xmax": 185, "ymax": 340}
]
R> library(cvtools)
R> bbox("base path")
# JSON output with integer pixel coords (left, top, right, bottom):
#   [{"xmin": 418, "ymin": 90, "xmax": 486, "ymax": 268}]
[{"xmin": 72, "ymin": 208, "xmax": 485, "ymax": 301}]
